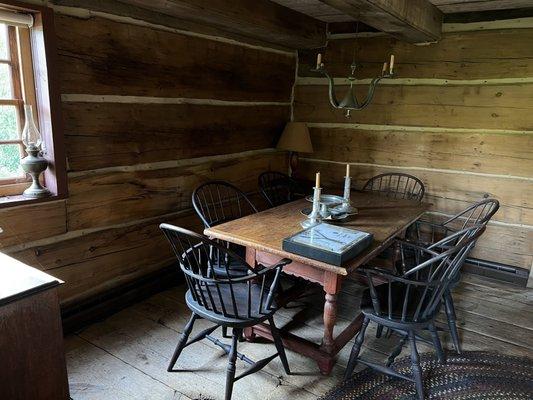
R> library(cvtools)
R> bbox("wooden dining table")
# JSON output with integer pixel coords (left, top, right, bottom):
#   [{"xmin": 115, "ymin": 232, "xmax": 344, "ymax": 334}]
[{"xmin": 204, "ymin": 191, "xmax": 430, "ymax": 375}]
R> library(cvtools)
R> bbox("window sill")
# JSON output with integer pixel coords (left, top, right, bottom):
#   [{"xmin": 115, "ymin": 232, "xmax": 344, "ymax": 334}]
[{"xmin": 0, "ymin": 193, "xmax": 63, "ymax": 209}]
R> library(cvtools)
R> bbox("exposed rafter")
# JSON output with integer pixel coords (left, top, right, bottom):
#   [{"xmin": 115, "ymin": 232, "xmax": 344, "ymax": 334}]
[
  {"xmin": 115, "ymin": 0, "xmax": 327, "ymax": 49},
  {"xmin": 318, "ymin": 0, "xmax": 443, "ymax": 43}
]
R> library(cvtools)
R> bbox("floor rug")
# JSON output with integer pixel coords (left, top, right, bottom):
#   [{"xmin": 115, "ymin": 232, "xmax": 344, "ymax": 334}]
[{"xmin": 321, "ymin": 351, "xmax": 533, "ymax": 399}]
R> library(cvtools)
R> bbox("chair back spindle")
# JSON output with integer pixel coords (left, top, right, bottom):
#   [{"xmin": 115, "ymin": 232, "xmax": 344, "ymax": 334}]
[
  {"xmin": 192, "ymin": 180, "xmax": 258, "ymax": 229},
  {"xmin": 258, "ymin": 171, "xmax": 306, "ymax": 208},
  {"xmin": 363, "ymin": 173, "xmax": 425, "ymax": 202},
  {"xmin": 160, "ymin": 224, "xmax": 288, "ymax": 322},
  {"xmin": 363, "ymin": 225, "xmax": 485, "ymax": 324}
]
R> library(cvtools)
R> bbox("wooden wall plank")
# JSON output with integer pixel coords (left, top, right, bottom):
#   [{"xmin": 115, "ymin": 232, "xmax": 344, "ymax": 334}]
[
  {"xmin": 67, "ymin": 152, "xmax": 288, "ymax": 230},
  {"xmin": 63, "ymin": 102, "xmax": 290, "ymax": 171},
  {"xmin": 0, "ymin": 201, "xmax": 67, "ymax": 248},
  {"xmin": 10, "ymin": 212, "xmax": 201, "ymax": 305},
  {"xmin": 306, "ymin": 127, "xmax": 533, "ymax": 177},
  {"xmin": 55, "ymin": 14, "xmax": 295, "ymax": 101},
  {"xmin": 298, "ymin": 159, "xmax": 532, "ymax": 225},
  {"xmin": 299, "ymin": 28, "xmax": 533, "ymax": 79},
  {"xmin": 294, "ymin": 83, "xmax": 533, "ymax": 130}
]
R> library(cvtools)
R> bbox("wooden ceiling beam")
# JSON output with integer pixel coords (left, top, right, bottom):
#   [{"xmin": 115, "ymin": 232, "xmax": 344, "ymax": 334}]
[
  {"xmin": 319, "ymin": 0, "xmax": 443, "ymax": 43},
  {"xmin": 115, "ymin": 0, "xmax": 327, "ymax": 49}
]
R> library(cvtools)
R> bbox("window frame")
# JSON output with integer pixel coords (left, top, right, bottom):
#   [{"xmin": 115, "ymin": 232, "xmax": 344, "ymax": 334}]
[
  {"xmin": 0, "ymin": 24, "xmax": 35, "ymax": 188},
  {"xmin": 0, "ymin": 1, "xmax": 67, "ymax": 208}
]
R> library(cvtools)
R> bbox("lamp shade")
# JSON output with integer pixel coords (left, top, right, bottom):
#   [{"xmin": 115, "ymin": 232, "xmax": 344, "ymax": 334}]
[{"xmin": 276, "ymin": 122, "xmax": 313, "ymax": 153}]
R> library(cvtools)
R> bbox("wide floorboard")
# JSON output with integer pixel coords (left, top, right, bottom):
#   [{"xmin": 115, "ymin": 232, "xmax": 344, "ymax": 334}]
[{"xmin": 66, "ymin": 273, "xmax": 533, "ymax": 400}]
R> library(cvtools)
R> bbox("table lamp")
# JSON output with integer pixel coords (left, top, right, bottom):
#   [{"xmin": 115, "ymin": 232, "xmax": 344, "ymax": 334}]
[{"xmin": 276, "ymin": 122, "xmax": 313, "ymax": 176}]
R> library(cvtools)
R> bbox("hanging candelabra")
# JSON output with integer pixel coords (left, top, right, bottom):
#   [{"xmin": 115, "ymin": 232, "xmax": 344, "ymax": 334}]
[{"xmin": 312, "ymin": 52, "xmax": 396, "ymax": 118}]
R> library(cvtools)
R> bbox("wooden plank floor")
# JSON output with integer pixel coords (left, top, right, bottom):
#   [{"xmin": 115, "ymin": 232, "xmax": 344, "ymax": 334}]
[{"xmin": 65, "ymin": 273, "xmax": 533, "ymax": 400}]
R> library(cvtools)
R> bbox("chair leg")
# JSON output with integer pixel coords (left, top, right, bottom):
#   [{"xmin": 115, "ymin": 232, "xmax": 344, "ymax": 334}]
[
  {"xmin": 444, "ymin": 290, "xmax": 461, "ymax": 354},
  {"xmin": 225, "ymin": 328, "xmax": 240, "ymax": 400},
  {"xmin": 428, "ymin": 322, "xmax": 445, "ymax": 364},
  {"xmin": 268, "ymin": 316, "xmax": 290, "ymax": 375},
  {"xmin": 168, "ymin": 313, "xmax": 197, "ymax": 372},
  {"xmin": 408, "ymin": 331, "xmax": 424, "ymax": 400},
  {"xmin": 386, "ymin": 335, "xmax": 407, "ymax": 367},
  {"xmin": 376, "ymin": 324, "xmax": 383, "ymax": 338},
  {"xmin": 344, "ymin": 317, "xmax": 370, "ymax": 381}
]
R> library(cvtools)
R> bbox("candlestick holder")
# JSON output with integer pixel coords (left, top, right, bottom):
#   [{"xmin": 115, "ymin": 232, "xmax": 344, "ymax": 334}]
[
  {"xmin": 334, "ymin": 175, "xmax": 357, "ymax": 214},
  {"xmin": 301, "ymin": 186, "xmax": 322, "ymax": 228}
]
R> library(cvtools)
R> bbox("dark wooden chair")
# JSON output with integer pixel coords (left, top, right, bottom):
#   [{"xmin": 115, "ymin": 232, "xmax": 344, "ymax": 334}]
[
  {"xmin": 258, "ymin": 171, "xmax": 307, "ymax": 208},
  {"xmin": 192, "ymin": 180, "xmax": 258, "ymax": 274},
  {"xmin": 406, "ymin": 198, "xmax": 500, "ymax": 353},
  {"xmin": 363, "ymin": 172, "xmax": 425, "ymax": 202},
  {"xmin": 344, "ymin": 225, "xmax": 485, "ymax": 400},
  {"xmin": 192, "ymin": 180, "xmax": 258, "ymax": 229},
  {"xmin": 160, "ymin": 224, "xmax": 292, "ymax": 400}
]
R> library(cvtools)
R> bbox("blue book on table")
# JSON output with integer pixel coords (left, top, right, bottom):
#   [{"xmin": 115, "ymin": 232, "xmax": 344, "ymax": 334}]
[{"xmin": 282, "ymin": 223, "xmax": 373, "ymax": 267}]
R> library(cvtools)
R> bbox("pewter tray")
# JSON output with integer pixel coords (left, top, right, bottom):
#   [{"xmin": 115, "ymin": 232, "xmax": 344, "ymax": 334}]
[
  {"xmin": 300, "ymin": 207, "xmax": 357, "ymax": 223},
  {"xmin": 305, "ymin": 194, "xmax": 344, "ymax": 206}
]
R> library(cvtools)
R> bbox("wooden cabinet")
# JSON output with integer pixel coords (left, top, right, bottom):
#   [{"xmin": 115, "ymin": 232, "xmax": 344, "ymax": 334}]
[{"xmin": 0, "ymin": 252, "xmax": 69, "ymax": 400}]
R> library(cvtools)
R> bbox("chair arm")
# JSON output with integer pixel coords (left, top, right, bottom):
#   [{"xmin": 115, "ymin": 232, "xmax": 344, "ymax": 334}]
[
  {"xmin": 360, "ymin": 266, "xmax": 438, "ymax": 288},
  {"xmin": 391, "ymin": 238, "xmax": 440, "ymax": 256}
]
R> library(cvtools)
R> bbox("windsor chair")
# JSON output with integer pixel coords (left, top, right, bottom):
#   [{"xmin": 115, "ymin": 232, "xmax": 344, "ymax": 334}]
[
  {"xmin": 344, "ymin": 225, "xmax": 485, "ymax": 400},
  {"xmin": 192, "ymin": 180, "xmax": 258, "ymax": 229},
  {"xmin": 363, "ymin": 172, "xmax": 425, "ymax": 202},
  {"xmin": 405, "ymin": 198, "xmax": 499, "ymax": 353},
  {"xmin": 258, "ymin": 171, "xmax": 305, "ymax": 208},
  {"xmin": 160, "ymin": 224, "xmax": 291, "ymax": 400},
  {"xmin": 192, "ymin": 180, "xmax": 258, "ymax": 275}
]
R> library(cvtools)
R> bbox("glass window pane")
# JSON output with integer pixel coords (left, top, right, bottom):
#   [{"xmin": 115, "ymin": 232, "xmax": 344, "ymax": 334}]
[
  {"xmin": 0, "ymin": 64, "xmax": 12, "ymax": 99},
  {"xmin": 0, "ymin": 24, "xmax": 8, "ymax": 60},
  {"xmin": 0, "ymin": 106, "xmax": 18, "ymax": 140},
  {"xmin": 0, "ymin": 143, "xmax": 23, "ymax": 179}
]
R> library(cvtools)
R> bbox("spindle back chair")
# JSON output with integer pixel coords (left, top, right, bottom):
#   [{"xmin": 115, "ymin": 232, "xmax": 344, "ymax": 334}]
[
  {"xmin": 345, "ymin": 225, "xmax": 485, "ymax": 400},
  {"xmin": 363, "ymin": 172, "xmax": 425, "ymax": 202},
  {"xmin": 410, "ymin": 198, "xmax": 499, "ymax": 246},
  {"xmin": 405, "ymin": 198, "xmax": 499, "ymax": 353},
  {"xmin": 160, "ymin": 224, "xmax": 291, "ymax": 400},
  {"xmin": 258, "ymin": 171, "xmax": 301, "ymax": 207},
  {"xmin": 192, "ymin": 180, "xmax": 258, "ymax": 229}
]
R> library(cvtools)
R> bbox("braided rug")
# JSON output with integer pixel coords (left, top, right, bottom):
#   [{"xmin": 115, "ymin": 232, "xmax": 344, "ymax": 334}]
[{"xmin": 320, "ymin": 352, "xmax": 533, "ymax": 400}]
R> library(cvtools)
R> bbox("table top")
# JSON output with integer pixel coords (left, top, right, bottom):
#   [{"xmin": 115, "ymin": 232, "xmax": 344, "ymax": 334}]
[
  {"xmin": 205, "ymin": 191, "xmax": 431, "ymax": 275},
  {"xmin": 0, "ymin": 252, "xmax": 62, "ymax": 307}
]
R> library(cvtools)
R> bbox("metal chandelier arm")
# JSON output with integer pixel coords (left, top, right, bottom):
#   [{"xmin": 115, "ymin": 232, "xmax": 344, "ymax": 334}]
[
  {"xmin": 312, "ymin": 52, "xmax": 396, "ymax": 116},
  {"xmin": 358, "ymin": 76, "xmax": 384, "ymax": 110},
  {"xmin": 318, "ymin": 68, "xmax": 341, "ymax": 108}
]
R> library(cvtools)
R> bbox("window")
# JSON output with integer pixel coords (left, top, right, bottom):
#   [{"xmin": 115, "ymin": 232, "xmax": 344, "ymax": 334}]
[
  {"xmin": 0, "ymin": 4, "xmax": 67, "ymax": 205},
  {"xmin": 0, "ymin": 22, "xmax": 37, "ymax": 188}
]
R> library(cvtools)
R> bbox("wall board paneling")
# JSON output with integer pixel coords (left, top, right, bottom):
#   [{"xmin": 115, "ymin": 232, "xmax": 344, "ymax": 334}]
[
  {"xmin": 306, "ymin": 127, "xmax": 532, "ymax": 177},
  {"xmin": 55, "ymin": 14, "xmax": 295, "ymax": 101},
  {"xmin": 298, "ymin": 28, "xmax": 533, "ymax": 79},
  {"xmin": 67, "ymin": 151, "xmax": 288, "ymax": 231},
  {"xmin": 0, "ymin": 201, "xmax": 67, "ymax": 248},
  {"xmin": 63, "ymin": 102, "xmax": 290, "ymax": 171},
  {"xmin": 294, "ymin": 83, "xmax": 533, "ymax": 130}
]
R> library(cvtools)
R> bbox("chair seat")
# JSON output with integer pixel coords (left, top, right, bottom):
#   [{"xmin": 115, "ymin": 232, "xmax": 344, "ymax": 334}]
[
  {"xmin": 360, "ymin": 282, "xmax": 437, "ymax": 323},
  {"xmin": 186, "ymin": 281, "xmax": 277, "ymax": 326}
]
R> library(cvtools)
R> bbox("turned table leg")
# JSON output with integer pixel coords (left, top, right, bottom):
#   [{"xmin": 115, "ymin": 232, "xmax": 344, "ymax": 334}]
[{"xmin": 318, "ymin": 272, "xmax": 343, "ymax": 375}]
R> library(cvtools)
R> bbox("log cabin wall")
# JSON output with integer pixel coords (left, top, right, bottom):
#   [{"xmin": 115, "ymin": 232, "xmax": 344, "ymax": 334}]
[
  {"xmin": 295, "ymin": 19, "xmax": 533, "ymax": 281},
  {"xmin": 0, "ymin": 2, "xmax": 293, "ymax": 306}
]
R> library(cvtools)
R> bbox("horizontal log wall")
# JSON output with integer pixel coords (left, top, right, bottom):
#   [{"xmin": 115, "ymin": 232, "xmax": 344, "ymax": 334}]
[
  {"xmin": 295, "ymin": 21, "xmax": 533, "ymax": 274},
  {"xmin": 2, "ymin": 3, "xmax": 292, "ymax": 305}
]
